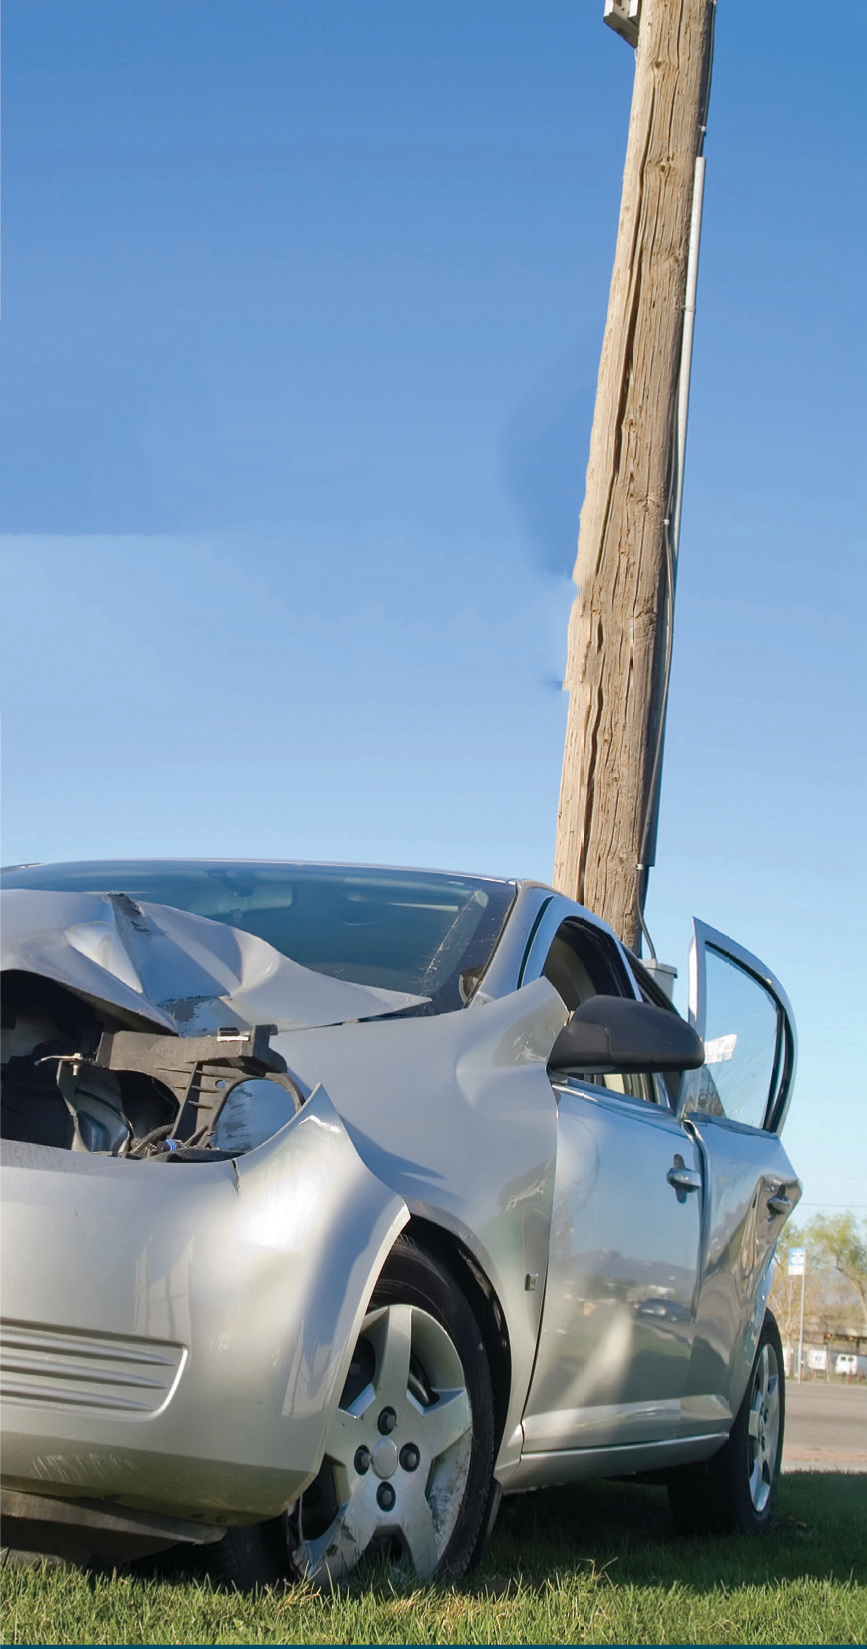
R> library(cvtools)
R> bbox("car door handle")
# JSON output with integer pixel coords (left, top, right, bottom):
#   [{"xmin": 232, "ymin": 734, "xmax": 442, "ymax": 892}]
[
  {"xmin": 767, "ymin": 1192, "xmax": 794, "ymax": 1217},
  {"xmin": 667, "ymin": 1164, "xmax": 702, "ymax": 1193}
]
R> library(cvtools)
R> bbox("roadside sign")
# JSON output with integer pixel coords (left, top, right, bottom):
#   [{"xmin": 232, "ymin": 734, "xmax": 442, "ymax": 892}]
[{"xmin": 788, "ymin": 1247, "xmax": 807, "ymax": 1380}]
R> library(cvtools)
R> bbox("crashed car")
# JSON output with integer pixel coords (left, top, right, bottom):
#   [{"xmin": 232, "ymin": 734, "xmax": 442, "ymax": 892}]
[{"xmin": 0, "ymin": 859, "xmax": 800, "ymax": 1582}]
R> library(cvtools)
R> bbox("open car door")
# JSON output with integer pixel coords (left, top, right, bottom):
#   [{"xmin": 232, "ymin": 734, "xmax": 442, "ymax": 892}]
[{"xmin": 680, "ymin": 921, "xmax": 801, "ymax": 1415}]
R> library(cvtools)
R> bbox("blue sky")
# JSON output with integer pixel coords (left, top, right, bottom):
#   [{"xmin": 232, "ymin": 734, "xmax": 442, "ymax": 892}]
[{"xmin": 2, "ymin": 0, "xmax": 865, "ymax": 1223}]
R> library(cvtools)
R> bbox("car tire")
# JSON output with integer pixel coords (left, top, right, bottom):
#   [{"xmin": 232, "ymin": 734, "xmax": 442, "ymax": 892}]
[
  {"xmin": 208, "ymin": 1234, "xmax": 496, "ymax": 1589},
  {"xmin": 668, "ymin": 1310, "xmax": 785, "ymax": 1537}
]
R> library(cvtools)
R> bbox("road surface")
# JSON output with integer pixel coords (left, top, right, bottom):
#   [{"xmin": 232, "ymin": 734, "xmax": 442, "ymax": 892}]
[{"xmin": 783, "ymin": 1380, "xmax": 867, "ymax": 1471}]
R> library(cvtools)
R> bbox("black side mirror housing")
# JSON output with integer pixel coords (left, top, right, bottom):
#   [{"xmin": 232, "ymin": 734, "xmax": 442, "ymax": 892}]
[{"xmin": 547, "ymin": 994, "xmax": 704, "ymax": 1075}]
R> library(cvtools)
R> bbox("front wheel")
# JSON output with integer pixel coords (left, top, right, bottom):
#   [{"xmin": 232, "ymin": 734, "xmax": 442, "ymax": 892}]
[
  {"xmin": 292, "ymin": 1236, "xmax": 496, "ymax": 1583},
  {"xmin": 208, "ymin": 1236, "xmax": 497, "ymax": 1589},
  {"xmin": 668, "ymin": 1311, "xmax": 785, "ymax": 1536}
]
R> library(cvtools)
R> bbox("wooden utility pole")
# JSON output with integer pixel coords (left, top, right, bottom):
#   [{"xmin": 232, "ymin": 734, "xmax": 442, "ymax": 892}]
[{"xmin": 553, "ymin": 0, "xmax": 716, "ymax": 950}]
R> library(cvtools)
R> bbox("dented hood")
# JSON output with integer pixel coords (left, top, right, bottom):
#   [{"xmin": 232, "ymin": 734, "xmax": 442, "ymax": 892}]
[{"xmin": 0, "ymin": 889, "xmax": 429, "ymax": 1033}]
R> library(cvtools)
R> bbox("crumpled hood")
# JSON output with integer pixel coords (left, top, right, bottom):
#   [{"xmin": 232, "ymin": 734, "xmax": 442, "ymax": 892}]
[{"xmin": 0, "ymin": 889, "xmax": 428, "ymax": 1033}]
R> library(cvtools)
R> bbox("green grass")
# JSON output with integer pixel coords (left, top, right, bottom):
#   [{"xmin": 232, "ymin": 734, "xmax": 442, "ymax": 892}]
[{"xmin": 3, "ymin": 1474, "xmax": 865, "ymax": 1645}]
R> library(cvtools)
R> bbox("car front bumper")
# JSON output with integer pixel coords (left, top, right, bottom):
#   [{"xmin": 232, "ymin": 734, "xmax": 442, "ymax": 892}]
[{"xmin": 0, "ymin": 1090, "xmax": 407, "ymax": 1524}]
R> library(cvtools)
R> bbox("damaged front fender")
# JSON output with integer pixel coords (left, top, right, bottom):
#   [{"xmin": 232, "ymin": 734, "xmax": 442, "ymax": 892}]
[{"xmin": 0, "ymin": 1088, "xmax": 408, "ymax": 1522}]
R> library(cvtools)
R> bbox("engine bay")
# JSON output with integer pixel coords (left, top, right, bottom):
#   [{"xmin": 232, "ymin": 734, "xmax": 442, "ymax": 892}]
[{"xmin": 1, "ymin": 971, "xmax": 302, "ymax": 1160}]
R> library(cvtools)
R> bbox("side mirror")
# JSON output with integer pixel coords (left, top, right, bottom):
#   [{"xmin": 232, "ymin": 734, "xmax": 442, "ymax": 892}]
[{"xmin": 547, "ymin": 994, "xmax": 704, "ymax": 1075}]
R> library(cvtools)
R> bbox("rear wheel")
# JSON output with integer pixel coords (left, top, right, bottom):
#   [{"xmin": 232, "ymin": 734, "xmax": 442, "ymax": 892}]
[
  {"xmin": 210, "ymin": 1236, "xmax": 496, "ymax": 1588},
  {"xmin": 668, "ymin": 1311, "xmax": 785, "ymax": 1536}
]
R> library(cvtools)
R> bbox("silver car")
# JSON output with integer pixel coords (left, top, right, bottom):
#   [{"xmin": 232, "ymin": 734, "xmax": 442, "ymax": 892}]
[{"xmin": 0, "ymin": 859, "xmax": 800, "ymax": 1584}]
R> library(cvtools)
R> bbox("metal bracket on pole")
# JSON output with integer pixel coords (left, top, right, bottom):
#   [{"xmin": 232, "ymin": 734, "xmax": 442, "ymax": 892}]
[{"xmin": 603, "ymin": 0, "xmax": 642, "ymax": 48}]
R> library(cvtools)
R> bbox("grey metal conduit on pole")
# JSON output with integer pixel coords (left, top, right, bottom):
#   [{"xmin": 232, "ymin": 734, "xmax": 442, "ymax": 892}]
[
  {"xmin": 672, "ymin": 154, "xmax": 706, "ymax": 569},
  {"xmin": 636, "ymin": 0, "xmax": 717, "ymax": 955},
  {"xmin": 636, "ymin": 150, "xmax": 707, "ymax": 959}
]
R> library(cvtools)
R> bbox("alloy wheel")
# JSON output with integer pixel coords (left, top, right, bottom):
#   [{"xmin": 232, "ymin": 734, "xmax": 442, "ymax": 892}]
[
  {"xmin": 294, "ymin": 1301, "xmax": 474, "ymax": 1583},
  {"xmin": 746, "ymin": 1339, "xmax": 781, "ymax": 1514}
]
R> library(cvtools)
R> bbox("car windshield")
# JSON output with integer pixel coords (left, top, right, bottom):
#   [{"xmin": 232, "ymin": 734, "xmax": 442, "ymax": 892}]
[{"xmin": 2, "ymin": 860, "xmax": 515, "ymax": 1014}]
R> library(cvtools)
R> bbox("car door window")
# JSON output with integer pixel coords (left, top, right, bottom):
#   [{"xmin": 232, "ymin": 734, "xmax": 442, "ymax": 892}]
[
  {"xmin": 684, "ymin": 945, "xmax": 778, "ymax": 1127},
  {"xmin": 685, "ymin": 920, "xmax": 796, "ymax": 1134}
]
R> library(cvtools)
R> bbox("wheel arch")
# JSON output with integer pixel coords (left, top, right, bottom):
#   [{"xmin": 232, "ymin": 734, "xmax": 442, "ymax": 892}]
[
  {"xmin": 401, "ymin": 1214, "xmax": 512, "ymax": 1464},
  {"xmin": 727, "ymin": 1265, "xmax": 781, "ymax": 1424}
]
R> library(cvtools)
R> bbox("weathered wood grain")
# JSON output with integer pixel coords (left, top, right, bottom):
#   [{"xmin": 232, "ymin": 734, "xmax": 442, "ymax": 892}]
[{"xmin": 554, "ymin": 0, "xmax": 715, "ymax": 948}]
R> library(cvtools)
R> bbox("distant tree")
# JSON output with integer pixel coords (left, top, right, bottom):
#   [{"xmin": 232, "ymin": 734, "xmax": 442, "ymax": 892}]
[
  {"xmin": 806, "ymin": 1213, "xmax": 867, "ymax": 1327},
  {"xmin": 769, "ymin": 1212, "xmax": 867, "ymax": 1351}
]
